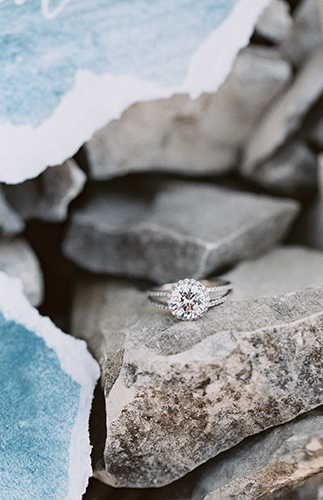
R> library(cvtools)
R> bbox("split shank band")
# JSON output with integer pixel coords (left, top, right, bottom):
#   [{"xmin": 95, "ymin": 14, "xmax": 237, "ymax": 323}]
[{"xmin": 147, "ymin": 278, "xmax": 233, "ymax": 320}]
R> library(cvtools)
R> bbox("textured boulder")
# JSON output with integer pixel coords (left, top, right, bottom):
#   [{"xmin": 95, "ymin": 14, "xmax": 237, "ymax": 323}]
[
  {"xmin": 85, "ymin": 46, "xmax": 291, "ymax": 180},
  {"xmin": 72, "ymin": 279, "xmax": 323, "ymax": 488},
  {"xmin": 242, "ymin": 46, "xmax": 323, "ymax": 176},
  {"xmin": 0, "ymin": 238, "xmax": 44, "ymax": 306},
  {"xmin": 241, "ymin": 139, "xmax": 317, "ymax": 199},
  {"xmin": 3, "ymin": 160, "xmax": 86, "ymax": 223},
  {"xmin": 222, "ymin": 245, "xmax": 323, "ymax": 301},
  {"xmin": 84, "ymin": 410, "xmax": 323, "ymax": 500},
  {"xmin": 255, "ymin": 0, "xmax": 293, "ymax": 44},
  {"xmin": 63, "ymin": 180, "xmax": 299, "ymax": 283},
  {"xmin": 281, "ymin": 0, "xmax": 323, "ymax": 68}
]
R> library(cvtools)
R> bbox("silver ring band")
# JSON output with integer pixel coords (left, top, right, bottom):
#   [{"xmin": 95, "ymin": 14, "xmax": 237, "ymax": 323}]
[{"xmin": 147, "ymin": 278, "xmax": 232, "ymax": 321}]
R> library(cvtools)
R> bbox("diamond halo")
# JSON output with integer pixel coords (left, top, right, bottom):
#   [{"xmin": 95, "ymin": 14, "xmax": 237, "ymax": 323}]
[{"xmin": 168, "ymin": 278, "xmax": 210, "ymax": 320}]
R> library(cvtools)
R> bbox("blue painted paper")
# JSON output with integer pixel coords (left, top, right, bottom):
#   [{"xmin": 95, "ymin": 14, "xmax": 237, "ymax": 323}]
[
  {"xmin": 0, "ymin": 0, "xmax": 238, "ymax": 127},
  {"xmin": 0, "ymin": 312, "xmax": 79, "ymax": 500},
  {"xmin": 0, "ymin": 0, "xmax": 271, "ymax": 184}
]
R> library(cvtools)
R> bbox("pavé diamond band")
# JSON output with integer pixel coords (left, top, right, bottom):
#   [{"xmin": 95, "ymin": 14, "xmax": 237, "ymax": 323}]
[{"xmin": 147, "ymin": 278, "xmax": 232, "ymax": 321}]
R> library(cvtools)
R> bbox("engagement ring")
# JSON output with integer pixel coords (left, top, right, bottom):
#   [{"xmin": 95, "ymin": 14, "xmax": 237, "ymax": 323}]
[{"xmin": 147, "ymin": 278, "xmax": 232, "ymax": 321}]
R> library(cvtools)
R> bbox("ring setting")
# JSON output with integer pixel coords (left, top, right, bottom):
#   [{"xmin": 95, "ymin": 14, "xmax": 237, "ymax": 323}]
[{"xmin": 147, "ymin": 278, "xmax": 232, "ymax": 321}]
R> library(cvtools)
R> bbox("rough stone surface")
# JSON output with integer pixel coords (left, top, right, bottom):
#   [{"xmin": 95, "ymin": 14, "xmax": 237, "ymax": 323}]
[
  {"xmin": 242, "ymin": 46, "xmax": 323, "ymax": 176},
  {"xmin": 255, "ymin": 0, "xmax": 293, "ymax": 44},
  {"xmin": 279, "ymin": 473, "xmax": 323, "ymax": 500},
  {"xmin": 85, "ymin": 46, "xmax": 291, "ymax": 180},
  {"xmin": 222, "ymin": 245, "xmax": 323, "ymax": 301},
  {"xmin": 84, "ymin": 410, "xmax": 323, "ymax": 500},
  {"xmin": 0, "ymin": 186, "xmax": 25, "ymax": 236},
  {"xmin": 0, "ymin": 238, "xmax": 44, "ymax": 306},
  {"xmin": 281, "ymin": 0, "xmax": 323, "ymax": 68},
  {"xmin": 63, "ymin": 180, "xmax": 300, "ymax": 283},
  {"xmin": 3, "ymin": 159, "xmax": 86, "ymax": 223},
  {"xmin": 72, "ymin": 279, "xmax": 323, "ymax": 488},
  {"xmin": 241, "ymin": 139, "xmax": 317, "ymax": 199}
]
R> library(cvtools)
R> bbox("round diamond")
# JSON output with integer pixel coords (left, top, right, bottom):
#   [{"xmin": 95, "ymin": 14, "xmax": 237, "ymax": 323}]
[{"xmin": 168, "ymin": 278, "xmax": 210, "ymax": 320}]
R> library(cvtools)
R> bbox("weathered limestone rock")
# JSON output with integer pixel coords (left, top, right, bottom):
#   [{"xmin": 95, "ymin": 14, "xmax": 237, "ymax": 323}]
[
  {"xmin": 0, "ymin": 238, "xmax": 44, "ymax": 306},
  {"xmin": 281, "ymin": 0, "xmax": 323, "ymax": 68},
  {"xmin": 72, "ymin": 279, "xmax": 323, "ymax": 488},
  {"xmin": 85, "ymin": 46, "xmax": 291, "ymax": 180},
  {"xmin": 63, "ymin": 180, "xmax": 299, "ymax": 283},
  {"xmin": 0, "ymin": 186, "xmax": 24, "ymax": 236},
  {"xmin": 241, "ymin": 139, "xmax": 317, "ymax": 199},
  {"xmin": 222, "ymin": 245, "xmax": 323, "ymax": 301},
  {"xmin": 279, "ymin": 472, "xmax": 323, "ymax": 500},
  {"xmin": 242, "ymin": 46, "xmax": 323, "ymax": 176},
  {"xmin": 255, "ymin": 0, "xmax": 293, "ymax": 44},
  {"xmin": 3, "ymin": 159, "xmax": 86, "ymax": 223},
  {"xmin": 84, "ymin": 410, "xmax": 323, "ymax": 500}
]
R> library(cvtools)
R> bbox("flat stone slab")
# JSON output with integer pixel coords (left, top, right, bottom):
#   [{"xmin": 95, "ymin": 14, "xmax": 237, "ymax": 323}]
[
  {"xmin": 63, "ymin": 180, "xmax": 299, "ymax": 283},
  {"xmin": 242, "ymin": 45, "xmax": 323, "ymax": 176},
  {"xmin": 85, "ymin": 46, "xmax": 291, "ymax": 180},
  {"xmin": 72, "ymin": 278, "xmax": 323, "ymax": 488},
  {"xmin": 0, "ymin": 272, "xmax": 100, "ymax": 500},
  {"xmin": 222, "ymin": 245, "xmax": 323, "ymax": 301},
  {"xmin": 3, "ymin": 159, "xmax": 86, "ymax": 223},
  {"xmin": 84, "ymin": 409, "xmax": 323, "ymax": 500},
  {"xmin": 0, "ymin": 238, "xmax": 44, "ymax": 306}
]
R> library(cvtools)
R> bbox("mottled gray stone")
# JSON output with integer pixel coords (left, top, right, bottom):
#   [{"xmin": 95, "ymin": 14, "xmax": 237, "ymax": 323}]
[
  {"xmin": 63, "ymin": 180, "xmax": 299, "ymax": 283},
  {"xmin": 279, "ymin": 472, "xmax": 323, "ymax": 500},
  {"xmin": 86, "ymin": 46, "xmax": 291, "ymax": 180},
  {"xmin": 255, "ymin": 0, "xmax": 293, "ymax": 44},
  {"xmin": 0, "ymin": 238, "xmax": 44, "ymax": 306},
  {"xmin": 84, "ymin": 411, "xmax": 323, "ymax": 500},
  {"xmin": 0, "ymin": 186, "xmax": 25, "ymax": 236},
  {"xmin": 242, "ymin": 139, "xmax": 317, "ymax": 199},
  {"xmin": 281, "ymin": 0, "xmax": 323, "ymax": 68},
  {"xmin": 242, "ymin": 46, "xmax": 323, "ymax": 176},
  {"xmin": 72, "ymin": 279, "xmax": 323, "ymax": 488},
  {"xmin": 3, "ymin": 159, "xmax": 86, "ymax": 223},
  {"xmin": 222, "ymin": 245, "xmax": 323, "ymax": 301}
]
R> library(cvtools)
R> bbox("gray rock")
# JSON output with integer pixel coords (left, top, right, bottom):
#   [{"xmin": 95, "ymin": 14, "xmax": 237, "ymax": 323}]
[
  {"xmin": 242, "ymin": 46, "xmax": 323, "ymax": 176},
  {"xmin": 3, "ymin": 159, "xmax": 86, "ymax": 223},
  {"xmin": 72, "ymin": 279, "xmax": 323, "ymax": 488},
  {"xmin": 0, "ymin": 186, "xmax": 25, "ymax": 236},
  {"xmin": 0, "ymin": 238, "xmax": 44, "ymax": 306},
  {"xmin": 255, "ymin": 0, "xmax": 293, "ymax": 44},
  {"xmin": 242, "ymin": 139, "xmax": 317, "ymax": 199},
  {"xmin": 290, "ymin": 153, "xmax": 323, "ymax": 249},
  {"xmin": 84, "ymin": 410, "xmax": 323, "ymax": 500},
  {"xmin": 281, "ymin": 0, "xmax": 323, "ymax": 68},
  {"xmin": 63, "ymin": 180, "xmax": 300, "ymax": 283},
  {"xmin": 86, "ymin": 46, "xmax": 291, "ymax": 180},
  {"xmin": 308, "ymin": 115, "xmax": 323, "ymax": 150},
  {"xmin": 222, "ymin": 245, "xmax": 323, "ymax": 301},
  {"xmin": 279, "ymin": 472, "xmax": 323, "ymax": 500}
]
